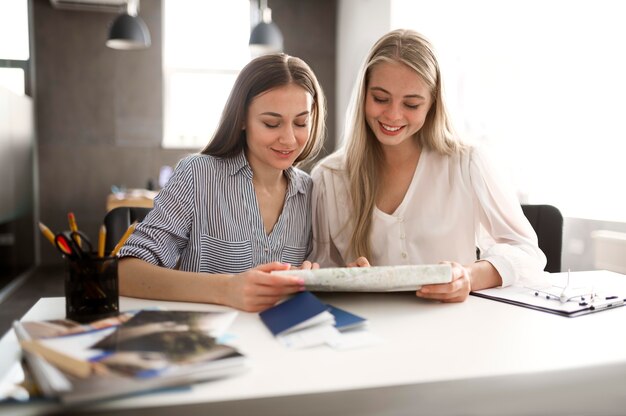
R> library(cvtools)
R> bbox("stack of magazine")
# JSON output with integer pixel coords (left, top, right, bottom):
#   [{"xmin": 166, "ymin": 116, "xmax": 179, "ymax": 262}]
[{"xmin": 13, "ymin": 309, "xmax": 247, "ymax": 404}]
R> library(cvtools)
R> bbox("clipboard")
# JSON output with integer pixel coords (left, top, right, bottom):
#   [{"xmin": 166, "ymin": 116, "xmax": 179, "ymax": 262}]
[{"xmin": 471, "ymin": 270, "xmax": 626, "ymax": 317}]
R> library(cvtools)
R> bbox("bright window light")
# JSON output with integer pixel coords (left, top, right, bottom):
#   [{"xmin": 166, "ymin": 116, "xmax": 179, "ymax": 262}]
[
  {"xmin": 163, "ymin": 0, "xmax": 251, "ymax": 150},
  {"xmin": 0, "ymin": 68, "xmax": 25, "ymax": 96},
  {"xmin": 392, "ymin": 0, "xmax": 626, "ymax": 223},
  {"xmin": 0, "ymin": 1, "xmax": 29, "ymax": 60}
]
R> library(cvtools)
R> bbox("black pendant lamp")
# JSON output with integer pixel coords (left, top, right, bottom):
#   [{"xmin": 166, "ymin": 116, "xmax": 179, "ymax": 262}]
[
  {"xmin": 249, "ymin": 0, "xmax": 283, "ymax": 56},
  {"xmin": 106, "ymin": 0, "xmax": 151, "ymax": 50}
]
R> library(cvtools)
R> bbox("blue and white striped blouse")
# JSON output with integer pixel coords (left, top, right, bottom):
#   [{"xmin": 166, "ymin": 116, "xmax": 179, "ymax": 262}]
[{"xmin": 118, "ymin": 151, "xmax": 313, "ymax": 274}]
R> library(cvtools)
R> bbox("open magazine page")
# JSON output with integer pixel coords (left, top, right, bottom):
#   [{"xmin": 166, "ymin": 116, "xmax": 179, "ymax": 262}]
[
  {"xmin": 13, "ymin": 309, "xmax": 246, "ymax": 404},
  {"xmin": 92, "ymin": 310, "xmax": 240, "ymax": 377}
]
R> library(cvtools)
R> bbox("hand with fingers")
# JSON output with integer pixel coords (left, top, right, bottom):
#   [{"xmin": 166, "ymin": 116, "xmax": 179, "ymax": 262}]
[
  {"xmin": 415, "ymin": 261, "xmax": 472, "ymax": 303},
  {"xmin": 346, "ymin": 256, "xmax": 371, "ymax": 268},
  {"xmin": 226, "ymin": 262, "xmax": 305, "ymax": 312}
]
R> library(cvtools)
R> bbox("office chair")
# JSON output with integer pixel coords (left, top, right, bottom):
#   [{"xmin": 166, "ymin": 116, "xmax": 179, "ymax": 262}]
[
  {"xmin": 103, "ymin": 206, "xmax": 151, "ymax": 253},
  {"xmin": 521, "ymin": 204, "xmax": 563, "ymax": 273}
]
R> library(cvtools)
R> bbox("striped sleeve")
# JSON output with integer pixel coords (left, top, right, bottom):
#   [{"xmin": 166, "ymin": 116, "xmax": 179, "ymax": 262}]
[
  {"xmin": 118, "ymin": 156, "xmax": 195, "ymax": 268},
  {"xmin": 117, "ymin": 152, "xmax": 314, "ymax": 273}
]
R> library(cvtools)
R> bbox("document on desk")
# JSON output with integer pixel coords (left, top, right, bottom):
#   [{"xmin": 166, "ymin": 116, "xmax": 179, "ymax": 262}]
[
  {"xmin": 272, "ymin": 264, "xmax": 452, "ymax": 291},
  {"xmin": 471, "ymin": 270, "xmax": 626, "ymax": 317},
  {"xmin": 260, "ymin": 291, "xmax": 381, "ymax": 350},
  {"xmin": 259, "ymin": 291, "xmax": 335, "ymax": 337}
]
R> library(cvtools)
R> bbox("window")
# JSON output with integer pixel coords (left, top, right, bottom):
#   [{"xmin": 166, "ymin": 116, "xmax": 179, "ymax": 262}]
[
  {"xmin": 392, "ymin": 0, "xmax": 626, "ymax": 223},
  {"xmin": 0, "ymin": 68, "xmax": 25, "ymax": 96},
  {"xmin": 0, "ymin": 0, "xmax": 29, "ymax": 95},
  {"xmin": 163, "ymin": 0, "xmax": 251, "ymax": 149}
]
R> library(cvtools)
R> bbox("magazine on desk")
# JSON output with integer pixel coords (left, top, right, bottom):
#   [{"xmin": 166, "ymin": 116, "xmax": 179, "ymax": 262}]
[
  {"xmin": 471, "ymin": 270, "xmax": 626, "ymax": 317},
  {"xmin": 13, "ymin": 309, "xmax": 246, "ymax": 404}
]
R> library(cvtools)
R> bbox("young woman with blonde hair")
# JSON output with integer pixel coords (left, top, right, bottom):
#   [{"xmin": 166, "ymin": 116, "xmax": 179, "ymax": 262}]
[
  {"xmin": 118, "ymin": 54, "xmax": 326, "ymax": 312},
  {"xmin": 311, "ymin": 29, "xmax": 545, "ymax": 302}
]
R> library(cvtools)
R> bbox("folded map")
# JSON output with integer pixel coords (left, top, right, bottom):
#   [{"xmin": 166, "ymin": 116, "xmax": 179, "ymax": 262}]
[{"xmin": 273, "ymin": 264, "xmax": 452, "ymax": 292}]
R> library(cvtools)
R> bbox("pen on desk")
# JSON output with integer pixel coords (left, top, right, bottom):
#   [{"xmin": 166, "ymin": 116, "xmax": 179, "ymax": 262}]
[
  {"xmin": 67, "ymin": 212, "xmax": 81, "ymax": 247},
  {"xmin": 98, "ymin": 225, "xmax": 106, "ymax": 258},
  {"xmin": 110, "ymin": 221, "xmax": 137, "ymax": 257},
  {"xmin": 38, "ymin": 222, "xmax": 56, "ymax": 247}
]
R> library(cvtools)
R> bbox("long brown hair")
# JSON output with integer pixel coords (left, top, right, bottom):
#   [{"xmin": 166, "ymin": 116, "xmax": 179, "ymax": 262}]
[
  {"xmin": 343, "ymin": 29, "xmax": 464, "ymax": 260},
  {"xmin": 201, "ymin": 54, "xmax": 326, "ymax": 167}
]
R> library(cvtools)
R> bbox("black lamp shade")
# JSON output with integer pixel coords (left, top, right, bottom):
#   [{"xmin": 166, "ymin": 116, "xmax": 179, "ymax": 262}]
[
  {"xmin": 106, "ymin": 13, "xmax": 151, "ymax": 50},
  {"xmin": 249, "ymin": 21, "xmax": 283, "ymax": 54}
]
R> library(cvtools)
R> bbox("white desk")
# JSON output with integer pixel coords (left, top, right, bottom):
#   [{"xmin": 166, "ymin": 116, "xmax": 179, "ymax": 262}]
[{"xmin": 2, "ymin": 271, "xmax": 626, "ymax": 416}]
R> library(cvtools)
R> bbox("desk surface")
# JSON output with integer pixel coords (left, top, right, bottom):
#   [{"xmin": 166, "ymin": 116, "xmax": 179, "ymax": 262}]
[{"xmin": 2, "ymin": 271, "xmax": 626, "ymax": 416}]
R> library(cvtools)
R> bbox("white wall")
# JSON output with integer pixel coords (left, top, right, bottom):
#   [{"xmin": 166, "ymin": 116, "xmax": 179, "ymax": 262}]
[{"xmin": 335, "ymin": 0, "xmax": 391, "ymax": 145}]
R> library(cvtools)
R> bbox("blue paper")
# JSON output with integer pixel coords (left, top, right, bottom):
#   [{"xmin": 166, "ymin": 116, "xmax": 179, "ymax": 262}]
[
  {"xmin": 327, "ymin": 305, "xmax": 367, "ymax": 331},
  {"xmin": 259, "ymin": 291, "xmax": 330, "ymax": 336}
]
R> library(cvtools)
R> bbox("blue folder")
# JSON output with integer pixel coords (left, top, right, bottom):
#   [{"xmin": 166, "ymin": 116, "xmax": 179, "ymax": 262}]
[
  {"xmin": 259, "ymin": 291, "xmax": 330, "ymax": 336},
  {"xmin": 327, "ymin": 305, "xmax": 367, "ymax": 331}
]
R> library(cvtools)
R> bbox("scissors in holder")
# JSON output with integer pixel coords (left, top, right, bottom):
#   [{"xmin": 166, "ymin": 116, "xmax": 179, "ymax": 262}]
[{"xmin": 55, "ymin": 230, "xmax": 93, "ymax": 260}]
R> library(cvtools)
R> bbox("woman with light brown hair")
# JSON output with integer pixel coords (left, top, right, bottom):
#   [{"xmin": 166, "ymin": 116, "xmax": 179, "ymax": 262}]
[
  {"xmin": 118, "ymin": 54, "xmax": 326, "ymax": 312},
  {"xmin": 311, "ymin": 29, "xmax": 545, "ymax": 302}
]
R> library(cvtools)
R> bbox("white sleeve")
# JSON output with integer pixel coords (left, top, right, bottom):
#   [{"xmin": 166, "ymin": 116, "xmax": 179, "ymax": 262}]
[
  {"xmin": 469, "ymin": 147, "xmax": 547, "ymax": 287},
  {"xmin": 310, "ymin": 165, "xmax": 345, "ymax": 267}
]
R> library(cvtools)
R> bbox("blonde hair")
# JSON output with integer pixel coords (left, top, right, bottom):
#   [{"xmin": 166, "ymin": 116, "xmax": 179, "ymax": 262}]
[
  {"xmin": 202, "ymin": 54, "xmax": 326, "ymax": 168},
  {"xmin": 342, "ymin": 29, "xmax": 464, "ymax": 260}
]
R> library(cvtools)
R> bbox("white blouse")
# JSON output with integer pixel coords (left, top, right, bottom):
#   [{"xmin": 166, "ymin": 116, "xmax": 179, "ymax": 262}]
[{"xmin": 310, "ymin": 145, "xmax": 547, "ymax": 287}]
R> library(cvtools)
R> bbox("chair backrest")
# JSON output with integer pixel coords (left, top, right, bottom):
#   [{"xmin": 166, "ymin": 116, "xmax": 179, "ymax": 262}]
[
  {"xmin": 103, "ymin": 206, "xmax": 152, "ymax": 253},
  {"xmin": 521, "ymin": 204, "xmax": 563, "ymax": 273}
]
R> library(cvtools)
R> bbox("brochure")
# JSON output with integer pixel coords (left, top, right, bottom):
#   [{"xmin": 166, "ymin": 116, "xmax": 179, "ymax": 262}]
[{"xmin": 13, "ymin": 309, "xmax": 246, "ymax": 404}]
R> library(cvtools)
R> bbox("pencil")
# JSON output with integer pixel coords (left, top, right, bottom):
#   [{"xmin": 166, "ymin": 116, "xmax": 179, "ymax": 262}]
[
  {"xmin": 38, "ymin": 222, "xmax": 56, "ymax": 247},
  {"xmin": 98, "ymin": 225, "xmax": 106, "ymax": 258},
  {"xmin": 67, "ymin": 212, "xmax": 81, "ymax": 247},
  {"xmin": 110, "ymin": 221, "xmax": 137, "ymax": 257}
]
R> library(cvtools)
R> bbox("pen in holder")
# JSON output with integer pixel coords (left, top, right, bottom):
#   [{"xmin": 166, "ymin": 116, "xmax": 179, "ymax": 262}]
[
  {"xmin": 39, "ymin": 215, "xmax": 123, "ymax": 323},
  {"xmin": 64, "ymin": 254, "xmax": 119, "ymax": 323}
]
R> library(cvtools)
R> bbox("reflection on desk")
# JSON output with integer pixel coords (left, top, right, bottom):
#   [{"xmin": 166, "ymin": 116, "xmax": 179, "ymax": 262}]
[
  {"xmin": 106, "ymin": 189, "xmax": 158, "ymax": 212},
  {"xmin": 1, "ymin": 281, "xmax": 626, "ymax": 415}
]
